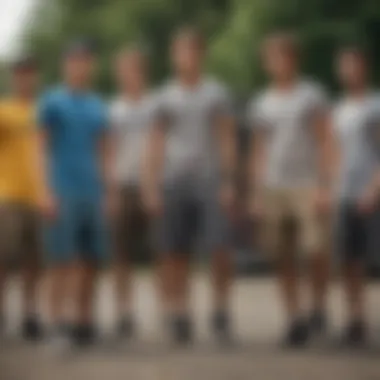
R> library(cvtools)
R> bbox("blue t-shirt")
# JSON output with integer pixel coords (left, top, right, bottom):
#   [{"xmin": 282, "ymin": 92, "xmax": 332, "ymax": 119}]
[{"xmin": 38, "ymin": 86, "xmax": 108, "ymax": 200}]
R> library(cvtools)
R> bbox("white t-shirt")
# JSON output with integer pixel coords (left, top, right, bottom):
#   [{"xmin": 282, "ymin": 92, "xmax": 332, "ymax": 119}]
[
  {"xmin": 154, "ymin": 77, "xmax": 233, "ymax": 183},
  {"xmin": 333, "ymin": 93, "xmax": 380, "ymax": 201},
  {"xmin": 247, "ymin": 79, "xmax": 328, "ymax": 189},
  {"xmin": 109, "ymin": 94, "xmax": 156, "ymax": 185}
]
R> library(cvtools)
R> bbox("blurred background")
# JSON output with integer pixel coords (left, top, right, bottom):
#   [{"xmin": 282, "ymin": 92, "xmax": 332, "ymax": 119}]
[{"xmin": 1, "ymin": 0, "xmax": 380, "ymax": 95}]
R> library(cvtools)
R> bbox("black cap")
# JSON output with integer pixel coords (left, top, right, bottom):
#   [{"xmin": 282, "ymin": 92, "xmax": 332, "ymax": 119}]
[
  {"xmin": 11, "ymin": 54, "xmax": 38, "ymax": 72},
  {"xmin": 64, "ymin": 38, "xmax": 97, "ymax": 58}
]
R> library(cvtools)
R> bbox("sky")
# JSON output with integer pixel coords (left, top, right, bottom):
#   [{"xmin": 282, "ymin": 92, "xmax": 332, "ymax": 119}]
[{"xmin": 0, "ymin": 0, "xmax": 35, "ymax": 59}]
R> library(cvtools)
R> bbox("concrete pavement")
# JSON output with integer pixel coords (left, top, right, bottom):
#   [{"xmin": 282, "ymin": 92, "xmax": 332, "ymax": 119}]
[{"xmin": 1, "ymin": 273, "xmax": 379, "ymax": 380}]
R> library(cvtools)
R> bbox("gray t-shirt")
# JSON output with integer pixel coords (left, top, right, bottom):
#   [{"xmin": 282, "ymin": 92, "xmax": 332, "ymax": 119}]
[
  {"xmin": 247, "ymin": 79, "xmax": 328, "ymax": 189},
  {"xmin": 333, "ymin": 94, "xmax": 380, "ymax": 201},
  {"xmin": 109, "ymin": 94, "xmax": 156, "ymax": 185},
  {"xmin": 155, "ymin": 77, "xmax": 233, "ymax": 183}
]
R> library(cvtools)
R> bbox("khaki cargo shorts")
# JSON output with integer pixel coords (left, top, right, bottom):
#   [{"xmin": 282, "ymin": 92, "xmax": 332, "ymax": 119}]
[
  {"xmin": 259, "ymin": 187, "xmax": 330, "ymax": 257},
  {"xmin": 0, "ymin": 202, "xmax": 41, "ymax": 266}
]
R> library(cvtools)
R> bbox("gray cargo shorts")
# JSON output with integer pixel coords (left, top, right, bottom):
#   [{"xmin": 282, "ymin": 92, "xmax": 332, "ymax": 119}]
[{"xmin": 153, "ymin": 178, "xmax": 232, "ymax": 256}]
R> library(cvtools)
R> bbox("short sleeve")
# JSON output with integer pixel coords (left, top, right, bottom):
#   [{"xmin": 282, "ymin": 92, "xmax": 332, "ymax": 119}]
[
  {"xmin": 97, "ymin": 100, "xmax": 109, "ymax": 133},
  {"xmin": 365, "ymin": 100, "xmax": 380, "ymax": 160},
  {"xmin": 245, "ymin": 97, "xmax": 256, "ymax": 129},
  {"xmin": 37, "ymin": 93, "xmax": 56, "ymax": 131},
  {"xmin": 213, "ymin": 84, "xmax": 234, "ymax": 118},
  {"xmin": 108, "ymin": 100, "xmax": 119, "ymax": 128},
  {"xmin": 309, "ymin": 85, "xmax": 330, "ymax": 116},
  {"xmin": 246, "ymin": 95, "xmax": 270, "ymax": 133},
  {"xmin": 151, "ymin": 90, "xmax": 170, "ymax": 127}
]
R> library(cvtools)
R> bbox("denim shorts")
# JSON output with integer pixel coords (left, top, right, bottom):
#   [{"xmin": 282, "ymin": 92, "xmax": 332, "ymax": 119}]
[
  {"xmin": 153, "ymin": 178, "xmax": 232, "ymax": 256},
  {"xmin": 45, "ymin": 196, "xmax": 107, "ymax": 265}
]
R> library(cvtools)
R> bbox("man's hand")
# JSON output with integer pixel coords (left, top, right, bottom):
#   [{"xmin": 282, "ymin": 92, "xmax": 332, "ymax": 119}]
[
  {"xmin": 357, "ymin": 185, "xmax": 378, "ymax": 214},
  {"xmin": 105, "ymin": 188, "xmax": 120, "ymax": 219},
  {"xmin": 38, "ymin": 191, "xmax": 57, "ymax": 220},
  {"xmin": 248, "ymin": 192, "xmax": 263, "ymax": 220},
  {"xmin": 314, "ymin": 186, "xmax": 332, "ymax": 216},
  {"xmin": 219, "ymin": 181, "xmax": 236, "ymax": 218},
  {"xmin": 142, "ymin": 186, "xmax": 162, "ymax": 217}
]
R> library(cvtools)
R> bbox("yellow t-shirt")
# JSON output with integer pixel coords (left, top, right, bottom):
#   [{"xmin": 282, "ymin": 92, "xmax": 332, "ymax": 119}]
[{"xmin": 0, "ymin": 98, "xmax": 40, "ymax": 206}]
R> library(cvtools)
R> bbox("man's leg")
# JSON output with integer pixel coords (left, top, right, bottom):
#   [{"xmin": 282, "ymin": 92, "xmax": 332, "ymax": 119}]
[
  {"xmin": 112, "ymin": 189, "xmax": 140, "ymax": 337},
  {"xmin": 0, "ymin": 204, "xmax": 25, "ymax": 335},
  {"xmin": 211, "ymin": 250, "xmax": 233, "ymax": 314},
  {"xmin": 276, "ymin": 215, "xmax": 309, "ymax": 346},
  {"xmin": 343, "ymin": 260, "xmax": 366, "ymax": 331},
  {"xmin": 340, "ymin": 204, "xmax": 368, "ymax": 345},
  {"xmin": 210, "ymin": 249, "xmax": 233, "ymax": 341},
  {"xmin": 159, "ymin": 253, "xmax": 192, "ymax": 344},
  {"xmin": 21, "ymin": 261, "xmax": 43, "ymax": 339},
  {"xmin": 263, "ymin": 191, "xmax": 306, "ymax": 345},
  {"xmin": 303, "ymin": 203, "xmax": 331, "ymax": 333},
  {"xmin": 156, "ymin": 187, "xmax": 194, "ymax": 344},
  {"xmin": 113, "ymin": 260, "xmax": 132, "ymax": 333},
  {"xmin": 20, "ymin": 208, "xmax": 44, "ymax": 340},
  {"xmin": 48, "ymin": 264, "xmax": 72, "ymax": 327},
  {"xmin": 276, "ymin": 219, "xmax": 301, "ymax": 318},
  {"xmin": 202, "ymin": 181, "xmax": 234, "ymax": 342},
  {"xmin": 158, "ymin": 254, "xmax": 191, "ymax": 315},
  {"xmin": 0, "ymin": 264, "xmax": 6, "ymax": 334},
  {"xmin": 309, "ymin": 251, "xmax": 330, "ymax": 332},
  {"xmin": 205, "ymin": 192, "xmax": 234, "ymax": 342},
  {"xmin": 72, "ymin": 259, "xmax": 97, "ymax": 345},
  {"xmin": 170, "ymin": 255, "xmax": 191, "ymax": 316},
  {"xmin": 71, "ymin": 201, "xmax": 106, "ymax": 346},
  {"xmin": 46, "ymin": 199, "xmax": 77, "ymax": 343}
]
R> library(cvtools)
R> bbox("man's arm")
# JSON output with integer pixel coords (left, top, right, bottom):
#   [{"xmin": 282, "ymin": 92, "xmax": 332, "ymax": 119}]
[
  {"xmin": 245, "ymin": 96, "xmax": 269, "ymax": 216},
  {"xmin": 214, "ymin": 87, "xmax": 238, "ymax": 214},
  {"xmin": 35, "ymin": 95, "xmax": 57, "ymax": 217},
  {"xmin": 312, "ymin": 109, "xmax": 338, "ymax": 191},
  {"xmin": 99, "ymin": 130, "xmax": 115, "ymax": 192},
  {"xmin": 247, "ymin": 128, "xmax": 267, "ymax": 194},
  {"xmin": 357, "ymin": 113, "xmax": 380, "ymax": 212},
  {"xmin": 247, "ymin": 126, "xmax": 268, "ymax": 217},
  {"xmin": 34, "ymin": 129, "xmax": 56, "ymax": 217},
  {"xmin": 217, "ymin": 113, "xmax": 238, "ymax": 189},
  {"xmin": 141, "ymin": 120, "xmax": 167, "ymax": 215}
]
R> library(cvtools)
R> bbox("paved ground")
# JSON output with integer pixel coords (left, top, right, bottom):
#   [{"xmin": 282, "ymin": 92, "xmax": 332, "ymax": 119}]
[{"xmin": 1, "ymin": 273, "xmax": 380, "ymax": 380}]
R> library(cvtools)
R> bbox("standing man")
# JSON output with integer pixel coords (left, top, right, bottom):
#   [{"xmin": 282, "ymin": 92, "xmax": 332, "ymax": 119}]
[
  {"xmin": 247, "ymin": 32, "xmax": 335, "ymax": 346},
  {"xmin": 38, "ymin": 40, "xmax": 110, "ymax": 347},
  {"xmin": 143, "ymin": 27, "xmax": 237, "ymax": 344},
  {"xmin": 109, "ymin": 47, "xmax": 154, "ymax": 339},
  {"xmin": 334, "ymin": 45, "xmax": 380, "ymax": 346},
  {"xmin": 0, "ymin": 56, "xmax": 44, "ymax": 340}
]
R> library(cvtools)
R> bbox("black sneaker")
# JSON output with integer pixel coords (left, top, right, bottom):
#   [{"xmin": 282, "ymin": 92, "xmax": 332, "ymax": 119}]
[
  {"xmin": 170, "ymin": 315, "xmax": 193, "ymax": 345},
  {"xmin": 309, "ymin": 311, "xmax": 327, "ymax": 335},
  {"xmin": 71, "ymin": 324, "xmax": 96, "ymax": 347},
  {"xmin": 212, "ymin": 310, "xmax": 232, "ymax": 344},
  {"xmin": 342, "ymin": 320, "xmax": 367, "ymax": 348},
  {"xmin": 284, "ymin": 319, "xmax": 309, "ymax": 347},
  {"xmin": 22, "ymin": 316, "xmax": 44, "ymax": 341}
]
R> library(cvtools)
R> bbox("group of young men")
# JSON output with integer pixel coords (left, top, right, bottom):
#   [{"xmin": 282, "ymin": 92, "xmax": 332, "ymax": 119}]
[{"xmin": 0, "ymin": 27, "xmax": 378, "ymax": 350}]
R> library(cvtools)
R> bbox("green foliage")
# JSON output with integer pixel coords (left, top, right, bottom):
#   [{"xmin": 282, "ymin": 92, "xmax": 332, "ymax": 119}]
[{"xmin": 23, "ymin": 0, "xmax": 380, "ymax": 95}]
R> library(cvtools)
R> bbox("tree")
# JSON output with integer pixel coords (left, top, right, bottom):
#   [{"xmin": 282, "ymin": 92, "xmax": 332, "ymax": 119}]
[
  {"xmin": 24, "ymin": 0, "xmax": 229, "ymax": 92},
  {"xmin": 24, "ymin": 0, "xmax": 380, "ymax": 95}
]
